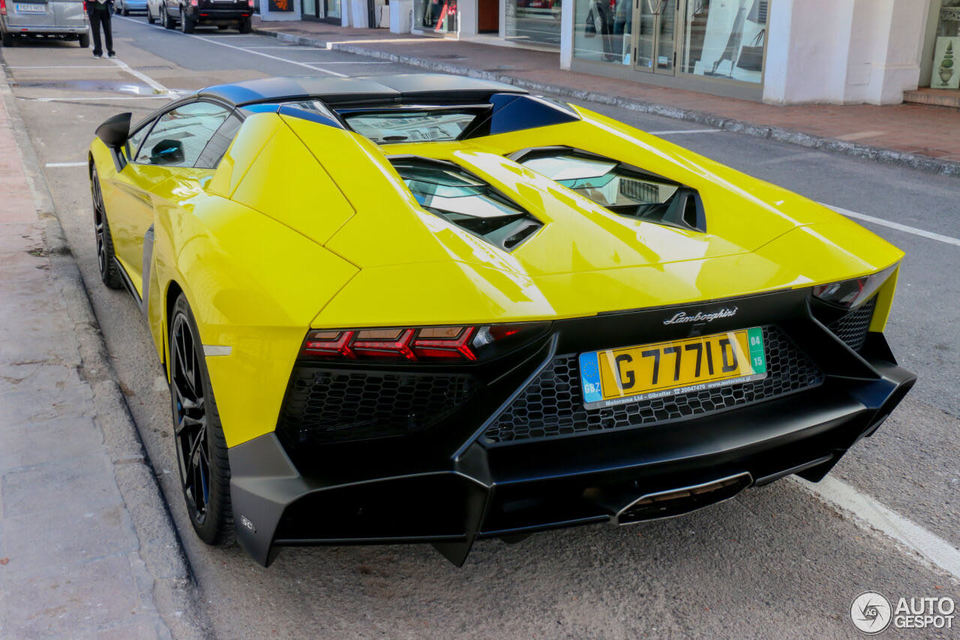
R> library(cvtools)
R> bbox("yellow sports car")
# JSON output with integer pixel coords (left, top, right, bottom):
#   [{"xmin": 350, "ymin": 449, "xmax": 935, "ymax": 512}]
[{"xmin": 88, "ymin": 74, "xmax": 915, "ymax": 567}]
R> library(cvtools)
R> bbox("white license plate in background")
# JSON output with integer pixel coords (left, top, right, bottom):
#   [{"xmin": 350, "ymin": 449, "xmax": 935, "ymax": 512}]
[{"xmin": 15, "ymin": 3, "xmax": 47, "ymax": 12}]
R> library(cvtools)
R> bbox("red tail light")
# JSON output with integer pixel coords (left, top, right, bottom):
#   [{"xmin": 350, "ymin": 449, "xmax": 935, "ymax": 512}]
[
  {"xmin": 1, "ymin": 0, "xmax": 7, "ymax": 16},
  {"xmin": 190, "ymin": 0, "xmax": 198, "ymax": 6},
  {"xmin": 247, "ymin": 0, "xmax": 254, "ymax": 7},
  {"xmin": 301, "ymin": 323, "xmax": 547, "ymax": 362}
]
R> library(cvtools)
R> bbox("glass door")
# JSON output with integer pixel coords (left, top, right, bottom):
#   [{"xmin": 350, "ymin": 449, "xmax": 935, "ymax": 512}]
[{"xmin": 634, "ymin": 0, "xmax": 677, "ymax": 74}]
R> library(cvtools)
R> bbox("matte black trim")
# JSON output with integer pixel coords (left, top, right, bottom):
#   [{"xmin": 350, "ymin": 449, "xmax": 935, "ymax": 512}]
[{"xmin": 140, "ymin": 225, "xmax": 154, "ymax": 317}]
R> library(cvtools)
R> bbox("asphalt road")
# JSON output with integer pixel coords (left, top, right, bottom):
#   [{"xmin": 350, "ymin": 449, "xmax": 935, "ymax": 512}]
[{"xmin": 3, "ymin": 16, "xmax": 960, "ymax": 639}]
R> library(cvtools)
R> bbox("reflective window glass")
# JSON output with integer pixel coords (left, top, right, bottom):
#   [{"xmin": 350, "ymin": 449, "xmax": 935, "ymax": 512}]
[{"xmin": 136, "ymin": 101, "xmax": 231, "ymax": 167}]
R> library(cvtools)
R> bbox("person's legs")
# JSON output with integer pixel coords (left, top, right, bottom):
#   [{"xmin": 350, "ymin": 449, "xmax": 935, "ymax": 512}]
[
  {"xmin": 102, "ymin": 12, "xmax": 114, "ymax": 56},
  {"xmin": 88, "ymin": 10, "xmax": 103, "ymax": 56}
]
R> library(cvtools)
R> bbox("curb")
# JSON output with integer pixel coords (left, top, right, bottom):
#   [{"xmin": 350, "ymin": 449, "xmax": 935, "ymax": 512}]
[
  {"xmin": 255, "ymin": 26, "xmax": 960, "ymax": 178},
  {"xmin": 0, "ymin": 64, "xmax": 212, "ymax": 640}
]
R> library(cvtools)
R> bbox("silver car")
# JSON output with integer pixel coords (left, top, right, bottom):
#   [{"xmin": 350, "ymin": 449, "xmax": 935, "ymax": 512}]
[{"xmin": 1, "ymin": 0, "xmax": 90, "ymax": 48}]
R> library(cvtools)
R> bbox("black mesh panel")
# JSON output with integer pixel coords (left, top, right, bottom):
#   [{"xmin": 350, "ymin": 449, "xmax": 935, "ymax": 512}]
[
  {"xmin": 484, "ymin": 326, "xmax": 823, "ymax": 444},
  {"xmin": 826, "ymin": 298, "xmax": 876, "ymax": 352},
  {"xmin": 278, "ymin": 368, "xmax": 478, "ymax": 445}
]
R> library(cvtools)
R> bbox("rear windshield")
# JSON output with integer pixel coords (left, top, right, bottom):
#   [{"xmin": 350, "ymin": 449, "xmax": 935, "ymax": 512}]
[{"xmin": 340, "ymin": 110, "xmax": 480, "ymax": 144}]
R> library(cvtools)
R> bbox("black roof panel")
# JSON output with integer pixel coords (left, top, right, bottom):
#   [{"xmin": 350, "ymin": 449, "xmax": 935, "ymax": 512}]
[{"xmin": 200, "ymin": 74, "xmax": 526, "ymax": 107}]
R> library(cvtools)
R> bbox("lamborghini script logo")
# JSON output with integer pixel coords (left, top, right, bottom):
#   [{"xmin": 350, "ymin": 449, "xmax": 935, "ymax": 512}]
[{"xmin": 663, "ymin": 307, "xmax": 738, "ymax": 326}]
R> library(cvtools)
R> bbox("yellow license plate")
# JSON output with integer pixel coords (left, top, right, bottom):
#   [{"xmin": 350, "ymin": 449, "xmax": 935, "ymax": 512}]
[{"xmin": 578, "ymin": 327, "xmax": 767, "ymax": 409}]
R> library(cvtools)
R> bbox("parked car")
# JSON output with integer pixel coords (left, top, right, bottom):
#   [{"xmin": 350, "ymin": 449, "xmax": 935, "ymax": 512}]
[
  {"xmin": 153, "ymin": 0, "xmax": 252, "ymax": 32},
  {"xmin": 113, "ymin": 0, "xmax": 147, "ymax": 15},
  {"xmin": 0, "ymin": 0, "xmax": 90, "ymax": 47},
  {"xmin": 87, "ymin": 74, "xmax": 914, "ymax": 567}
]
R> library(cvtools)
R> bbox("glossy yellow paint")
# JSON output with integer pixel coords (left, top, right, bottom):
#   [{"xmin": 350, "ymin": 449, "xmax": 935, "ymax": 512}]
[{"xmin": 90, "ymin": 101, "xmax": 904, "ymax": 447}]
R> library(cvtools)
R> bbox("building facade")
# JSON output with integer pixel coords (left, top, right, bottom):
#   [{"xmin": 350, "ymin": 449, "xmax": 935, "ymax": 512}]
[{"xmin": 260, "ymin": 0, "xmax": 957, "ymax": 105}]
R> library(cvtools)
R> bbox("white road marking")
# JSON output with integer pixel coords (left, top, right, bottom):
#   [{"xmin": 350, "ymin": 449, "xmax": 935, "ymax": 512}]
[
  {"xmin": 825, "ymin": 204, "xmax": 960, "ymax": 248},
  {"xmin": 794, "ymin": 476, "xmax": 960, "ymax": 580},
  {"xmin": 182, "ymin": 34, "xmax": 348, "ymax": 77},
  {"xmin": 24, "ymin": 95, "xmax": 176, "ymax": 102},
  {"xmin": 4, "ymin": 65, "xmax": 117, "ymax": 69},
  {"xmin": 23, "ymin": 94, "xmax": 176, "ymax": 101},
  {"xmin": 110, "ymin": 57, "xmax": 172, "ymax": 95},
  {"xmin": 45, "ymin": 161, "xmax": 88, "ymax": 168},
  {"xmin": 648, "ymin": 128, "xmax": 723, "ymax": 135}
]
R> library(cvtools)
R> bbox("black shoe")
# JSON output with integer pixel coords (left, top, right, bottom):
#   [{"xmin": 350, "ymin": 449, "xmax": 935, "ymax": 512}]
[
  {"xmin": 93, "ymin": 52, "xmax": 103, "ymax": 58},
  {"xmin": 107, "ymin": 51, "xmax": 116, "ymax": 58}
]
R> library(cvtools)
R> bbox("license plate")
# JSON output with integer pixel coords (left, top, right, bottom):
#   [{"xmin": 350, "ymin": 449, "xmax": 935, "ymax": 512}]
[
  {"xmin": 579, "ymin": 327, "xmax": 767, "ymax": 409},
  {"xmin": 15, "ymin": 3, "xmax": 47, "ymax": 12}
]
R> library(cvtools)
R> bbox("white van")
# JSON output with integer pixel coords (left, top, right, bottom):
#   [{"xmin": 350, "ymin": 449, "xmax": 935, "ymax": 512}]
[{"xmin": 1, "ymin": 0, "xmax": 90, "ymax": 48}]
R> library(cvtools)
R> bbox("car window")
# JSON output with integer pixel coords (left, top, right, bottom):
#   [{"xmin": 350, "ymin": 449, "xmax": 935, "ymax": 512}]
[
  {"xmin": 194, "ymin": 113, "xmax": 243, "ymax": 169},
  {"xmin": 125, "ymin": 120, "xmax": 155, "ymax": 162},
  {"xmin": 135, "ymin": 101, "xmax": 231, "ymax": 168}
]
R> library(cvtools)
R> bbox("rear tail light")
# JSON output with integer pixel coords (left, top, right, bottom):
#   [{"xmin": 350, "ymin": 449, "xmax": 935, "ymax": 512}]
[
  {"xmin": 190, "ymin": 0, "xmax": 198, "ymax": 5},
  {"xmin": 812, "ymin": 264, "xmax": 897, "ymax": 309},
  {"xmin": 247, "ymin": 0, "xmax": 254, "ymax": 7},
  {"xmin": 301, "ymin": 323, "xmax": 548, "ymax": 362},
  {"xmin": 1, "ymin": 0, "xmax": 7, "ymax": 16}
]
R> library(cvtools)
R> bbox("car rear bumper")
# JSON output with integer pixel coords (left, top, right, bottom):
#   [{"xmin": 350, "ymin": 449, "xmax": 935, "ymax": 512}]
[
  {"xmin": 188, "ymin": 6, "xmax": 249, "ymax": 20},
  {"xmin": 229, "ymin": 334, "xmax": 915, "ymax": 567},
  {"xmin": 2, "ymin": 24, "xmax": 88, "ymax": 33}
]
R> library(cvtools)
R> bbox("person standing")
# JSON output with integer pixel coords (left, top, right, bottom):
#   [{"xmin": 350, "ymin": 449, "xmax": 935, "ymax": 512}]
[{"xmin": 87, "ymin": 0, "xmax": 115, "ymax": 59}]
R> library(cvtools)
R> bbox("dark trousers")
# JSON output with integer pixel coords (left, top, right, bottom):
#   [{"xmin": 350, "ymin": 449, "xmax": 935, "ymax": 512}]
[{"xmin": 87, "ymin": 8, "xmax": 114, "ymax": 56}]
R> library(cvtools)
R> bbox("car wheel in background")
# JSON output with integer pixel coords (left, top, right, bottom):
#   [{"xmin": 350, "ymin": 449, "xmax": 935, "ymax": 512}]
[
  {"xmin": 147, "ymin": 5, "xmax": 155, "ymax": 22},
  {"xmin": 238, "ymin": 16, "xmax": 251, "ymax": 32},
  {"xmin": 180, "ymin": 8, "xmax": 195, "ymax": 32},
  {"xmin": 90, "ymin": 165, "xmax": 123, "ymax": 289},
  {"xmin": 217, "ymin": 24, "xmax": 227, "ymax": 29},
  {"xmin": 1, "ymin": 33, "xmax": 15, "ymax": 47},
  {"xmin": 79, "ymin": 32, "xmax": 90, "ymax": 48},
  {"xmin": 168, "ymin": 294, "xmax": 235, "ymax": 546},
  {"xmin": 163, "ymin": 6, "xmax": 175, "ymax": 28}
]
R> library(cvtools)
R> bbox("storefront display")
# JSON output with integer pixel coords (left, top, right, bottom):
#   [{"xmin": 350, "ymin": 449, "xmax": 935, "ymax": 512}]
[
  {"xmin": 415, "ymin": 0, "xmax": 457, "ymax": 32},
  {"xmin": 504, "ymin": 0, "xmax": 562, "ymax": 47},
  {"xmin": 930, "ymin": 1, "xmax": 960, "ymax": 89},
  {"xmin": 573, "ymin": 0, "xmax": 766, "ymax": 89}
]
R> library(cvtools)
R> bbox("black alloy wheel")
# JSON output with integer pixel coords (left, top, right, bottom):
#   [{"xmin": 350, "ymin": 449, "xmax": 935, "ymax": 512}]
[
  {"xmin": 90, "ymin": 165, "xmax": 123, "ymax": 289},
  {"xmin": 169, "ymin": 294, "xmax": 234, "ymax": 545}
]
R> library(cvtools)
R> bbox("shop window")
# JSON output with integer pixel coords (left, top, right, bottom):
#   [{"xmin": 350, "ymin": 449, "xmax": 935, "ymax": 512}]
[
  {"xmin": 415, "ymin": 0, "xmax": 457, "ymax": 32},
  {"xmin": 504, "ymin": 0, "xmax": 562, "ymax": 48},
  {"xmin": 680, "ymin": 0, "xmax": 766, "ymax": 84},
  {"xmin": 573, "ymin": 0, "xmax": 634, "ymax": 65}
]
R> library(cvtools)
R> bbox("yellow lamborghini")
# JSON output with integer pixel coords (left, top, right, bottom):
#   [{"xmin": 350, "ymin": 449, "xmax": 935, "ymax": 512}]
[{"xmin": 88, "ymin": 74, "xmax": 915, "ymax": 566}]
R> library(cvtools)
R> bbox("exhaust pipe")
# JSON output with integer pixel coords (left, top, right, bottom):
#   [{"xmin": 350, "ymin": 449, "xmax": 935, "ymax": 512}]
[{"xmin": 614, "ymin": 472, "xmax": 752, "ymax": 525}]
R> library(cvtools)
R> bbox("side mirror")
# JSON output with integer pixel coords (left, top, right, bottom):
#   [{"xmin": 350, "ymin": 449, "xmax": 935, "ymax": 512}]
[
  {"xmin": 150, "ymin": 139, "xmax": 185, "ymax": 165},
  {"xmin": 95, "ymin": 112, "xmax": 131, "ymax": 149}
]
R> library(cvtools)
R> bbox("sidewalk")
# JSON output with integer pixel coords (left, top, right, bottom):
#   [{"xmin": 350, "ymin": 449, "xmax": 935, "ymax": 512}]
[
  {"xmin": 0, "ymin": 81, "xmax": 200, "ymax": 638},
  {"xmin": 253, "ymin": 19, "xmax": 960, "ymax": 176}
]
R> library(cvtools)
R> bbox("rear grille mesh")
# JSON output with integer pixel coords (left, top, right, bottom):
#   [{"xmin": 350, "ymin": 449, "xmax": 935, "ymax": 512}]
[
  {"xmin": 278, "ymin": 368, "xmax": 477, "ymax": 445},
  {"xmin": 483, "ymin": 326, "xmax": 823, "ymax": 444},
  {"xmin": 826, "ymin": 297, "xmax": 876, "ymax": 352}
]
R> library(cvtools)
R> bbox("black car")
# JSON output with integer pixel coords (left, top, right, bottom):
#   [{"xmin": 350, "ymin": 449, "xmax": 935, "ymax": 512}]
[{"xmin": 151, "ymin": 0, "xmax": 253, "ymax": 32}]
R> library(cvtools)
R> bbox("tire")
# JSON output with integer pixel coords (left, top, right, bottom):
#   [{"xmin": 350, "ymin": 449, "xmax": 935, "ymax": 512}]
[
  {"xmin": 217, "ymin": 24, "xmax": 227, "ymax": 30},
  {"xmin": 2, "ymin": 32, "xmax": 15, "ymax": 47},
  {"xmin": 147, "ymin": 6, "xmax": 155, "ymax": 23},
  {"xmin": 90, "ymin": 165, "xmax": 124, "ymax": 290},
  {"xmin": 122, "ymin": 5, "xmax": 129, "ymax": 14},
  {"xmin": 169, "ymin": 294, "xmax": 234, "ymax": 546},
  {"xmin": 238, "ymin": 16, "xmax": 251, "ymax": 33},
  {"xmin": 180, "ymin": 8, "xmax": 195, "ymax": 32},
  {"xmin": 79, "ymin": 32, "xmax": 90, "ymax": 48},
  {"xmin": 163, "ymin": 6, "xmax": 175, "ymax": 28}
]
